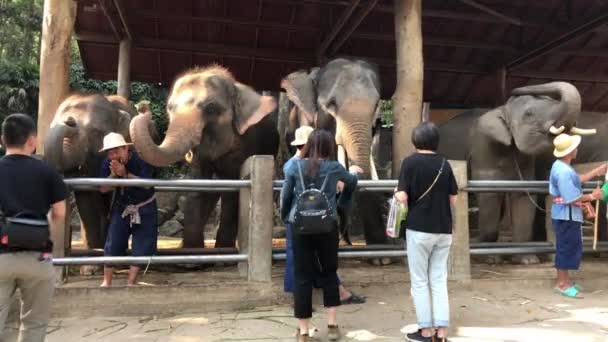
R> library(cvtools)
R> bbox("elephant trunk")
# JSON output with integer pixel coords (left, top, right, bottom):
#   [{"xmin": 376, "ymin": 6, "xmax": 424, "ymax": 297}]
[
  {"xmin": 130, "ymin": 112, "xmax": 202, "ymax": 167},
  {"xmin": 511, "ymin": 81, "xmax": 581, "ymax": 129},
  {"xmin": 336, "ymin": 103, "xmax": 375, "ymax": 179},
  {"xmin": 43, "ymin": 120, "xmax": 79, "ymax": 172}
]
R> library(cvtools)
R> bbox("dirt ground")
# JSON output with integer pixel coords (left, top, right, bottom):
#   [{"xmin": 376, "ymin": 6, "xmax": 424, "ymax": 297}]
[{"xmin": 4, "ymin": 259, "xmax": 608, "ymax": 342}]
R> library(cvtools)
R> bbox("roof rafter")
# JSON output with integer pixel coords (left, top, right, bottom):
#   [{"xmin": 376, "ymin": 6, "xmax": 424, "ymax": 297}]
[
  {"xmin": 316, "ymin": 0, "xmax": 360, "ymax": 61},
  {"xmin": 457, "ymin": 0, "xmax": 522, "ymax": 26},
  {"xmin": 329, "ymin": 0, "xmax": 378, "ymax": 56}
]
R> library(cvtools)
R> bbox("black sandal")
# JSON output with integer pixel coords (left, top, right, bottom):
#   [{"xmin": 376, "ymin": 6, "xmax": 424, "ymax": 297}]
[{"xmin": 341, "ymin": 293, "xmax": 366, "ymax": 304}]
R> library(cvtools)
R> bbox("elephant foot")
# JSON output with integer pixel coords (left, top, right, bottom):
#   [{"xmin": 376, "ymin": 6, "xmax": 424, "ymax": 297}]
[
  {"xmin": 80, "ymin": 265, "xmax": 102, "ymax": 276},
  {"xmin": 483, "ymin": 255, "xmax": 504, "ymax": 265},
  {"xmin": 369, "ymin": 257, "xmax": 393, "ymax": 266},
  {"xmin": 511, "ymin": 254, "xmax": 540, "ymax": 265}
]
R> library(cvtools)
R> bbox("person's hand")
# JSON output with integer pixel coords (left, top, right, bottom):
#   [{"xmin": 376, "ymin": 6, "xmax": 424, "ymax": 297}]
[
  {"xmin": 596, "ymin": 163, "xmax": 608, "ymax": 178},
  {"xmin": 349, "ymin": 165, "xmax": 364, "ymax": 175},
  {"xmin": 592, "ymin": 188, "xmax": 603, "ymax": 201},
  {"xmin": 337, "ymin": 181, "xmax": 345, "ymax": 192},
  {"xmin": 110, "ymin": 160, "xmax": 126, "ymax": 177}
]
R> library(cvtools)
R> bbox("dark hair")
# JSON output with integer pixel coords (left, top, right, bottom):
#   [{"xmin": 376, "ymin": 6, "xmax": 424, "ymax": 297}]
[
  {"xmin": 411, "ymin": 121, "xmax": 439, "ymax": 151},
  {"xmin": 1, "ymin": 113, "xmax": 36, "ymax": 148},
  {"xmin": 301, "ymin": 129, "xmax": 336, "ymax": 177}
]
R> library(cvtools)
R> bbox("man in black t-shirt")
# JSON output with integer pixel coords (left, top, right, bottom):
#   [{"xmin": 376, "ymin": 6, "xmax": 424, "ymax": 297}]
[{"xmin": 0, "ymin": 114, "xmax": 67, "ymax": 342}]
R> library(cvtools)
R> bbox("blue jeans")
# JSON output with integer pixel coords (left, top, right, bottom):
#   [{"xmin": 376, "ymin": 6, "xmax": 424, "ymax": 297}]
[
  {"xmin": 284, "ymin": 223, "xmax": 341, "ymax": 293},
  {"xmin": 406, "ymin": 229, "xmax": 452, "ymax": 328}
]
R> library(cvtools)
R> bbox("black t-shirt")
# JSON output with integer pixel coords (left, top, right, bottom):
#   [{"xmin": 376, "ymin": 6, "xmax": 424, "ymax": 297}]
[
  {"xmin": 397, "ymin": 153, "xmax": 458, "ymax": 235},
  {"xmin": 0, "ymin": 154, "xmax": 68, "ymax": 218}
]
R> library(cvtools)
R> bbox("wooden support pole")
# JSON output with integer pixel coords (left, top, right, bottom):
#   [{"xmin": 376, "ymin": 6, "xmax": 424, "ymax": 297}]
[
  {"xmin": 117, "ymin": 39, "xmax": 132, "ymax": 99},
  {"xmin": 37, "ymin": 0, "xmax": 76, "ymax": 154},
  {"xmin": 392, "ymin": 0, "xmax": 423, "ymax": 177}
]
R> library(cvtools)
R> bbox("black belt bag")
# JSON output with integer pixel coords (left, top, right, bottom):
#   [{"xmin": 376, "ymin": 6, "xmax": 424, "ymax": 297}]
[{"xmin": 1, "ymin": 214, "xmax": 50, "ymax": 251}]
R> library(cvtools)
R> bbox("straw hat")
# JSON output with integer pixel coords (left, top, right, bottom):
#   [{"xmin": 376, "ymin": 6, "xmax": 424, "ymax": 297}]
[
  {"xmin": 291, "ymin": 126, "xmax": 314, "ymax": 146},
  {"xmin": 99, "ymin": 132, "xmax": 132, "ymax": 152},
  {"xmin": 553, "ymin": 133, "xmax": 581, "ymax": 158}
]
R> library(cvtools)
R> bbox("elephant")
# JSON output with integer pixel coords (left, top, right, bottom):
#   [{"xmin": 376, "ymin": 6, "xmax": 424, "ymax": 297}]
[
  {"xmin": 129, "ymin": 65, "xmax": 279, "ymax": 248},
  {"xmin": 437, "ymin": 82, "xmax": 596, "ymax": 263},
  {"xmin": 280, "ymin": 57, "xmax": 388, "ymax": 252},
  {"xmin": 44, "ymin": 94, "xmax": 137, "ymax": 255}
]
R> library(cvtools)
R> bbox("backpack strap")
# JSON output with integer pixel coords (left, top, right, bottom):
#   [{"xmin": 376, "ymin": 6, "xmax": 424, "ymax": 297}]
[
  {"xmin": 416, "ymin": 158, "xmax": 446, "ymax": 203},
  {"xmin": 296, "ymin": 160, "xmax": 307, "ymax": 192}
]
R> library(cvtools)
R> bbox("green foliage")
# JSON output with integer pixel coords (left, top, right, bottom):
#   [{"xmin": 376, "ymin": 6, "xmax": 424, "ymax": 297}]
[
  {"xmin": 0, "ymin": 61, "xmax": 39, "ymax": 122},
  {"xmin": 379, "ymin": 99, "xmax": 393, "ymax": 127},
  {"xmin": 0, "ymin": 0, "xmax": 43, "ymax": 67}
]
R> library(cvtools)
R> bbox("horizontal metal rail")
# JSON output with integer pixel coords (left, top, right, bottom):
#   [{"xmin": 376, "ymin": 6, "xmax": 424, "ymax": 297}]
[
  {"xmin": 52, "ymin": 254, "xmax": 247, "ymax": 266},
  {"xmin": 65, "ymin": 178, "xmax": 251, "ymax": 189}
]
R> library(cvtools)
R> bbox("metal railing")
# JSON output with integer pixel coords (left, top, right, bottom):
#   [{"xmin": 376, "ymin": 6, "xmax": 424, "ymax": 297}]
[{"xmin": 56, "ymin": 177, "xmax": 607, "ymax": 267}]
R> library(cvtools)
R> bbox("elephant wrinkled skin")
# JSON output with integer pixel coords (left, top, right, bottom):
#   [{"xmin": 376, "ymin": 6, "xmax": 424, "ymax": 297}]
[
  {"xmin": 281, "ymin": 58, "xmax": 387, "ymax": 247},
  {"xmin": 437, "ymin": 82, "xmax": 596, "ymax": 262},
  {"xmin": 44, "ymin": 94, "xmax": 137, "ymax": 252},
  {"xmin": 130, "ymin": 66, "xmax": 279, "ymax": 248}
]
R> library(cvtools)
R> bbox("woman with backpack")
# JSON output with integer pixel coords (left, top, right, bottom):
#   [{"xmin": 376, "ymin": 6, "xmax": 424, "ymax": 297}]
[
  {"xmin": 280, "ymin": 129, "xmax": 362, "ymax": 342},
  {"xmin": 395, "ymin": 122, "xmax": 458, "ymax": 342}
]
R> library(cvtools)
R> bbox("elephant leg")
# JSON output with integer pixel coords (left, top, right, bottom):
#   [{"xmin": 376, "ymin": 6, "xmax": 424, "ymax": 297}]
[
  {"xmin": 74, "ymin": 190, "xmax": 108, "ymax": 250},
  {"xmin": 215, "ymin": 193, "xmax": 239, "ymax": 248},
  {"xmin": 357, "ymin": 192, "xmax": 387, "ymax": 245},
  {"xmin": 510, "ymin": 193, "xmax": 536, "ymax": 242},
  {"xmin": 509, "ymin": 193, "xmax": 540, "ymax": 264},
  {"xmin": 477, "ymin": 193, "xmax": 504, "ymax": 243},
  {"xmin": 182, "ymin": 192, "xmax": 220, "ymax": 248},
  {"xmin": 598, "ymin": 204, "xmax": 608, "ymax": 241}
]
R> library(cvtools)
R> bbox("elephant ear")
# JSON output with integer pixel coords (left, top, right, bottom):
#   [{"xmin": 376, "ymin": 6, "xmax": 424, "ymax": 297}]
[
  {"xmin": 281, "ymin": 70, "xmax": 318, "ymax": 125},
  {"xmin": 117, "ymin": 110, "xmax": 133, "ymax": 142},
  {"xmin": 234, "ymin": 82, "xmax": 277, "ymax": 135},
  {"xmin": 477, "ymin": 108, "xmax": 512, "ymax": 146}
]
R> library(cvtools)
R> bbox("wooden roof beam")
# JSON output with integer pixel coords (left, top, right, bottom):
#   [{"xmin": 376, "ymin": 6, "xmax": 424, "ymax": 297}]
[
  {"xmin": 457, "ymin": 0, "xmax": 523, "ymax": 26},
  {"xmin": 504, "ymin": 10, "xmax": 608, "ymax": 70},
  {"xmin": 329, "ymin": 0, "xmax": 379, "ymax": 55},
  {"xmin": 113, "ymin": 0, "xmax": 132, "ymax": 40},
  {"xmin": 97, "ymin": 0, "xmax": 123, "ymax": 40},
  {"xmin": 351, "ymin": 32, "xmax": 520, "ymax": 52},
  {"xmin": 138, "ymin": 11, "xmax": 318, "ymax": 32},
  {"xmin": 316, "ymin": 0, "xmax": 361, "ymax": 61}
]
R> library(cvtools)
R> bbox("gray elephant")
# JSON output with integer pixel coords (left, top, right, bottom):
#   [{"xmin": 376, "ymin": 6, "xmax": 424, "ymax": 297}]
[
  {"xmin": 281, "ymin": 58, "xmax": 387, "ymax": 249},
  {"xmin": 437, "ymin": 82, "xmax": 596, "ymax": 262},
  {"xmin": 44, "ymin": 94, "xmax": 137, "ymax": 253},
  {"xmin": 130, "ymin": 65, "xmax": 279, "ymax": 248}
]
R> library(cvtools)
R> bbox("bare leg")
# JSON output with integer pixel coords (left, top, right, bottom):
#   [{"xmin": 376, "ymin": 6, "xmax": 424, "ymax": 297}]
[
  {"xmin": 339, "ymin": 285, "xmax": 351, "ymax": 300},
  {"xmin": 127, "ymin": 266, "xmax": 140, "ymax": 286},
  {"xmin": 327, "ymin": 307, "xmax": 337, "ymax": 326},
  {"xmin": 298, "ymin": 318, "xmax": 310, "ymax": 336},
  {"xmin": 101, "ymin": 267, "xmax": 113, "ymax": 287},
  {"xmin": 557, "ymin": 269, "xmax": 571, "ymax": 290},
  {"xmin": 437, "ymin": 326, "xmax": 448, "ymax": 338}
]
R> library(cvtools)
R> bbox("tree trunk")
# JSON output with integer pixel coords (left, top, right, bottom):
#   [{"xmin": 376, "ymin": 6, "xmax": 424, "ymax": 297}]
[
  {"xmin": 37, "ymin": 0, "xmax": 76, "ymax": 154},
  {"xmin": 392, "ymin": 0, "xmax": 423, "ymax": 177}
]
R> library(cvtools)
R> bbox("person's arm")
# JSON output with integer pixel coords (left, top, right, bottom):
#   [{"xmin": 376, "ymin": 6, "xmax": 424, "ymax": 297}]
[
  {"xmin": 280, "ymin": 170, "xmax": 296, "ymax": 223},
  {"xmin": 48, "ymin": 170, "xmax": 68, "ymax": 251},
  {"xmin": 395, "ymin": 158, "xmax": 409, "ymax": 204},
  {"xmin": 559, "ymin": 171, "xmax": 601, "ymax": 203},
  {"xmin": 579, "ymin": 163, "xmax": 607, "ymax": 183},
  {"xmin": 99, "ymin": 159, "xmax": 114, "ymax": 193}
]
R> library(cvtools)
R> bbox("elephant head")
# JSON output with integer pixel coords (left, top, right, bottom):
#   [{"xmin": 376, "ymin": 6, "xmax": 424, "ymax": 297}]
[
  {"xmin": 478, "ymin": 81, "xmax": 594, "ymax": 156},
  {"xmin": 130, "ymin": 66, "xmax": 276, "ymax": 166},
  {"xmin": 44, "ymin": 94, "xmax": 133, "ymax": 173},
  {"xmin": 281, "ymin": 58, "xmax": 381, "ymax": 178}
]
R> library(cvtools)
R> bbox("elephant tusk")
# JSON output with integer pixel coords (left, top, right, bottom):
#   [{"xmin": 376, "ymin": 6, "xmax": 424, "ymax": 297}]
[
  {"xmin": 549, "ymin": 125, "xmax": 565, "ymax": 135},
  {"xmin": 184, "ymin": 150, "xmax": 194, "ymax": 164},
  {"xmin": 570, "ymin": 126, "xmax": 597, "ymax": 135}
]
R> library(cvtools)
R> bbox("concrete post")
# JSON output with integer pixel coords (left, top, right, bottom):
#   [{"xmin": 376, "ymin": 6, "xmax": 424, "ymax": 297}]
[
  {"xmin": 448, "ymin": 160, "xmax": 471, "ymax": 283},
  {"xmin": 117, "ymin": 39, "xmax": 132, "ymax": 99},
  {"xmin": 243, "ymin": 155, "xmax": 275, "ymax": 282},
  {"xmin": 238, "ymin": 157, "xmax": 253, "ymax": 277}
]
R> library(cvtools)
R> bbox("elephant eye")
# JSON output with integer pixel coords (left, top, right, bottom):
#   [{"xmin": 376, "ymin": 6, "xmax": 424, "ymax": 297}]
[{"xmin": 202, "ymin": 102, "xmax": 223, "ymax": 118}]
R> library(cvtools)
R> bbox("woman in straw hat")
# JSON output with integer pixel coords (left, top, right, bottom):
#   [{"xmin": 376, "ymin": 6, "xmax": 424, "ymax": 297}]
[
  {"xmin": 98, "ymin": 132, "xmax": 158, "ymax": 287},
  {"xmin": 549, "ymin": 133, "xmax": 606, "ymax": 298}
]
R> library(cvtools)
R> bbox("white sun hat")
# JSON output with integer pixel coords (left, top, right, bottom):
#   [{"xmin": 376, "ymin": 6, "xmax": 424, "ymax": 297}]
[
  {"xmin": 99, "ymin": 132, "xmax": 133, "ymax": 152},
  {"xmin": 553, "ymin": 133, "xmax": 581, "ymax": 158},
  {"xmin": 291, "ymin": 126, "xmax": 314, "ymax": 146}
]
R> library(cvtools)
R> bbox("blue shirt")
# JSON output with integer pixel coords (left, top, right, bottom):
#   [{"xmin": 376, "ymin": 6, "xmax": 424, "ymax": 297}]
[
  {"xmin": 549, "ymin": 159, "xmax": 583, "ymax": 223},
  {"xmin": 280, "ymin": 159, "xmax": 358, "ymax": 223},
  {"xmin": 100, "ymin": 151, "xmax": 155, "ymax": 211}
]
